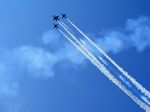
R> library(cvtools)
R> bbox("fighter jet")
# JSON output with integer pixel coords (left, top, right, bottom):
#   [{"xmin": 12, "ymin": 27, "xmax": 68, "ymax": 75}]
[
  {"xmin": 53, "ymin": 15, "xmax": 60, "ymax": 21},
  {"xmin": 53, "ymin": 24, "xmax": 59, "ymax": 29},
  {"xmin": 61, "ymin": 13, "xmax": 67, "ymax": 19}
]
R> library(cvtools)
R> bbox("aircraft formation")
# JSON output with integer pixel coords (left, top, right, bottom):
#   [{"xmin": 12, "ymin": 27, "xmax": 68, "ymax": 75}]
[{"xmin": 53, "ymin": 13, "xmax": 67, "ymax": 29}]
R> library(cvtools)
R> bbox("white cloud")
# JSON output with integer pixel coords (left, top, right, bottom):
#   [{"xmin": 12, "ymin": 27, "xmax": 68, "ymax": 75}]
[
  {"xmin": 42, "ymin": 30, "xmax": 61, "ymax": 45},
  {"xmin": 12, "ymin": 46, "xmax": 58, "ymax": 79},
  {"xmin": 97, "ymin": 31, "xmax": 125, "ymax": 53},
  {"xmin": 127, "ymin": 16, "xmax": 150, "ymax": 52},
  {"xmin": 93, "ymin": 16, "xmax": 150, "ymax": 54},
  {"xmin": 0, "ymin": 43, "xmax": 85, "ymax": 104}
]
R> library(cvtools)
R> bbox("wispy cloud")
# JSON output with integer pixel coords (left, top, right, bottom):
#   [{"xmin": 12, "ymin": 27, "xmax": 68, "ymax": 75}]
[
  {"xmin": 95, "ymin": 16, "xmax": 150, "ymax": 53},
  {"xmin": 12, "ymin": 46, "xmax": 58, "ymax": 79},
  {"xmin": 0, "ymin": 43, "xmax": 85, "ymax": 111},
  {"xmin": 0, "ymin": 32, "xmax": 85, "ymax": 103},
  {"xmin": 42, "ymin": 30, "xmax": 85, "ymax": 65}
]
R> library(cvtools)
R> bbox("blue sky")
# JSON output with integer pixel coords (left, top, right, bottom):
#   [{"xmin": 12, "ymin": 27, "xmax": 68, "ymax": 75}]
[{"xmin": 0, "ymin": 0, "xmax": 150, "ymax": 112}]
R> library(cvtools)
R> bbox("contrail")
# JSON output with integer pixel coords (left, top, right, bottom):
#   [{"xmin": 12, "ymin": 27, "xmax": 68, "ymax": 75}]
[
  {"xmin": 66, "ymin": 19, "xmax": 150, "ymax": 107},
  {"xmin": 59, "ymin": 21, "xmax": 99, "ymax": 64},
  {"xmin": 58, "ymin": 27, "xmax": 150, "ymax": 112},
  {"xmin": 66, "ymin": 18, "xmax": 150, "ymax": 99},
  {"xmin": 60, "ymin": 21, "xmax": 71, "ymax": 30}
]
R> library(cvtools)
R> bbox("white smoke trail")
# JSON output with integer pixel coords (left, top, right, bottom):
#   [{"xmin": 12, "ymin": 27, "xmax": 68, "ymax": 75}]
[
  {"xmin": 58, "ymin": 28, "xmax": 150, "ymax": 112},
  {"xmin": 61, "ymin": 21, "xmax": 71, "ymax": 30},
  {"xmin": 66, "ymin": 18, "xmax": 150, "ymax": 99},
  {"xmin": 59, "ymin": 21, "xmax": 98, "ymax": 63}
]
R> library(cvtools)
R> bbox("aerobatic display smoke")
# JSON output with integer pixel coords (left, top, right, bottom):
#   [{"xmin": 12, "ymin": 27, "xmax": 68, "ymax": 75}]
[
  {"xmin": 55, "ymin": 16, "xmax": 150, "ymax": 112},
  {"xmin": 66, "ymin": 18, "xmax": 150, "ymax": 99}
]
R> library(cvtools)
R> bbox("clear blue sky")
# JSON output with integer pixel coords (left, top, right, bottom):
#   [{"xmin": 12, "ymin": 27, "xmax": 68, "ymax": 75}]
[{"xmin": 0, "ymin": 0, "xmax": 150, "ymax": 112}]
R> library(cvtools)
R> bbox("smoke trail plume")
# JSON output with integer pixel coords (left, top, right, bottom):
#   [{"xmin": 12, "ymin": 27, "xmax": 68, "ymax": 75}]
[
  {"xmin": 66, "ymin": 18, "xmax": 150, "ymax": 99},
  {"xmin": 58, "ymin": 25, "xmax": 150, "ymax": 112},
  {"xmin": 58, "ymin": 21, "xmax": 99, "ymax": 64}
]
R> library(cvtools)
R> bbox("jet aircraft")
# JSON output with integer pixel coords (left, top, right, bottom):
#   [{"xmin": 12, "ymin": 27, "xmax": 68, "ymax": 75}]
[
  {"xmin": 53, "ymin": 24, "xmax": 58, "ymax": 29},
  {"xmin": 53, "ymin": 15, "xmax": 60, "ymax": 21},
  {"xmin": 61, "ymin": 13, "xmax": 67, "ymax": 19}
]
